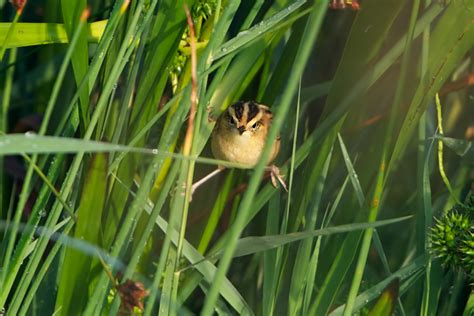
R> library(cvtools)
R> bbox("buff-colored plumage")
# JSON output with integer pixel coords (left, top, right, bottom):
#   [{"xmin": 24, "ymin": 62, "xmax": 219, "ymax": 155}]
[{"xmin": 211, "ymin": 101, "xmax": 280, "ymax": 168}]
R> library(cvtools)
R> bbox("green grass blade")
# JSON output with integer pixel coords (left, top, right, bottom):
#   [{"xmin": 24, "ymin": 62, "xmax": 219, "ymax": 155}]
[
  {"xmin": 338, "ymin": 134, "xmax": 364, "ymax": 206},
  {"xmin": 142, "ymin": 161, "xmax": 180, "ymax": 316},
  {"xmin": 419, "ymin": 115, "xmax": 435, "ymax": 315},
  {"xmin": 264, "ymin": 77, "xmax": 302, "ymax": 315},
  {"xmin": 0, "ymin": 134, "xmax": 247, "ymax": 168},
  {"xmin": 387, "ymin": 1, "xmax": 474, "ymax": 178},
  {"xmin": 339, "ymin": 133, "xmax": 405, "ymax": 312},
  {"xmin": 289, "ymin": 146, "xmax": 333, "ymax": 314},
  {"xmin": 130, "ymin": 0, "xmax": 195, "ymax": 137},
  {"xmin": 463, "ymin": 289, "xmax": 474, "ymax": 316},
  {"xmin": 201, "ymin": 1, "xmax": 329, "ymax": 313},
  {"xmin": 5, "ymin": 152, "xmax": 70, "ymax": 312},
  {"xmin": 55, "ymin": 153, "xmax": 108, "ymax": 314},
  {"xmin": 0, "ymin": 46, "xmax": 17, "ymax": 239},
  {"xmin": 60, "ymin": 0, "xmax": 90, "ymax": 128},
  {"xmin": 197, "ymin": 170, "xmax": 235, "ymax": 254},
  {"xmin": 262, "ymin": 192, "xmax": 281, "ymax": 316},
  {"xmin": 162, "ymin": 1, "xmax": 246, "ymax": 312},
  {"xmin": 344, "ymin": 0, "xmax": 422, "ymax": 310},
  {"xmin": 82, "ymin": 1, "xmax": 175, "ymax": 312},
  {"xmin": 211, "ymin": 0, "xmax": 305, "ymax": 61},
  {"xmin": 308, "ymin": 0, "xmax": 411, "ymax": 312},
  {"xmin": 330, "ymin": 255, "xmax": 427, "ymax": 315},
  {"xmin": 18, "ymin": 221, "xmax": 75, "ymax": 316},
  {"xmin": 367, "ymin": 279, "xmax": 399, "ymax": 316},
  {"xmin": 0, "ymin": 14, "xmax": 88, "ymax": 305},
  {"xmin": 222, "ymin": 216, "xmax": 412, "ymax": 258},
  {"xmin": 0, "ymin": 21, "xmax": 106, "ymax": 48},
  {"xmin": 0, "ymin": 134, "xmax": 153, "ymax": 155},
  {"xmin": 0, "ymin": 5, "xmax": 23, "ymax": 61},
  {"xmin": 152, "ymin": 213, "xmax": 253, "ymax": 315},
  {"xmin": 0, "ymin": 181, "xmax": 17, "ymax": 261},
  {"xmin": 6, "ymin": 1, "xmax": 148, "ymax": 312},
  {"xmin": 1, "ymin": 47, "xmax": 16, "ymax": 132}
]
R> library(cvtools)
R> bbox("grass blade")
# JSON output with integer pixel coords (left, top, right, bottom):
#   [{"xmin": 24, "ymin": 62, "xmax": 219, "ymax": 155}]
[
  {"xmin": 330, "ymin": 255, "xmax": 427, "ymax": 315},
  {"xmin": 0, "ymin": 21, "xmax": 106, "ymax": 48},
  {"xmin": 226, "ymin": 216, "xmax": 412, "ymax": 258},
  {"xmin": 55, "ymin": 153, "xmax": 108, "ymax": 314},
  {"xmin": 201, "ymin": 1, "xmax": 329, "ymax": 313}
]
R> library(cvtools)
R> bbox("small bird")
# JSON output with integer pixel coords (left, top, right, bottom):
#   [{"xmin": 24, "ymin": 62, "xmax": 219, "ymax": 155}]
[
  {"xmin": 192, "ymin": 101, "xmax": 286, "ymax": 195},
  {"xmin": 211, "ymin": 101, "xmax": 280, "ymax": 168}
]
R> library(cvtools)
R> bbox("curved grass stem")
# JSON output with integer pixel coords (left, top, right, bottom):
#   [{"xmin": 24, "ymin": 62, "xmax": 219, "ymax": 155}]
[{"xmin": 435, "ymin": 93, "xmax": 461, "ymax": 205}]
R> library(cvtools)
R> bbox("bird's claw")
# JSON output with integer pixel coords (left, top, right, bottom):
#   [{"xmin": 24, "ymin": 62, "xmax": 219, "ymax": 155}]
[{"xmin": 268, "ymin": 165, "xmax": 288, "ymax": 192}]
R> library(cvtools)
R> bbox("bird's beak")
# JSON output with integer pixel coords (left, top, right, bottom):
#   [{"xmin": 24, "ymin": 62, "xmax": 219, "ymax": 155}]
[{"xmin": 238, "ymin": 126, "xmax": 246, "ymax": 135}]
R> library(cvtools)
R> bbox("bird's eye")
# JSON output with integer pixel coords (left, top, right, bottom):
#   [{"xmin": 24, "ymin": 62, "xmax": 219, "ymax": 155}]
[
  {"xmin": 252, "ymin": 122, "xmax": 261, "ymax": 129},
  {"xmin": 228, "ymin": 116, "xmax": 235, "ymax": 125}
]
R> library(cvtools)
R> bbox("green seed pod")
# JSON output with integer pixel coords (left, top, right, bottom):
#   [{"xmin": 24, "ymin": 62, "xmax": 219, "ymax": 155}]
[{"xmin": 430, "ymin": 201, "xmax": 474, "ymax": 278}]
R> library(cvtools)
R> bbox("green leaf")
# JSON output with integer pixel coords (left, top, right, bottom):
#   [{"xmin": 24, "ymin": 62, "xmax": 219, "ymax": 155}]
[
  {"xmin": 201, "ymin": 0, "xmax": 330, "ymax": 313},
  {"xmin": 0, "ymin": 134, "xmax": 147, "ymax": 156},
  {"xmin": 388, "ymin": 1, "xmax": 474, "ymax": 175},
  {"xmin": 368, "ymin": 278, "xmax": 399, "ymax": 316},
  {"xmin": 153, "ymin": 215, "xmax": 253, "ymax": 315},
  {"xmin": 211, "ymin": 0, "xmax": 306, "ymax": 61},
  {"xmin": 131, "ymin": 0, "xmax": 196, "ymax": 138},
  {"xmin": 60, "ymin": 0, "xmax": 90, "ymax": 128},
  {"xmin": 312, "ymin": 0, "xmax": 408, "ymax": 313},
  {"xmin": 55, "ymin": 153, "xmax": 108, "ymax": 314},
  {"xmin": 229, "ymin": 216, "xmax": 412, "ymax": 258},
  {"xmin": 192, "ymin": 216, "xmax": 411, "ymax": 267},
  {"xmin": 330, "ymin": 255, "xmax": 427, "ymax": 315},
  {"xmin": 0, "ymin": 21, "xmax": 106, "ymax": 48},
  {"xmin": 463, "ymin": 289, "xmax": 474, "ymax": 316}
]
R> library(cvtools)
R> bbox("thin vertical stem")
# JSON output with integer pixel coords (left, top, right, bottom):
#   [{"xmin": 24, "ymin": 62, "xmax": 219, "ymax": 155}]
[
  {"xmin": 170, "ymin": 5, "xmax": 199, "ymax": 313},
  {"xmin": 0, "ymin": 47, "xmax": 16, "ymax": 223},
  {"xmin": 344, "ymin": 0, "xmax": 421, "ymax": 314},
  {"xmin": 435, "ymin": 93, "xmax": 460, "ymax": 204},
  {"xmin": 201, "ymin": 1, "xmax": 329, "ymax": 314},
  {"xmin": 0, "ymin": 10, "xmax": 88, "ymax": 291}
]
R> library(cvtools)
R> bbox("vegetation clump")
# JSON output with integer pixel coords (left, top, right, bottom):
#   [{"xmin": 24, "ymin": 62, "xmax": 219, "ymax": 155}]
[{"xmin": 431, "ymin": 199, "xmax": 474, "ymax": 278}]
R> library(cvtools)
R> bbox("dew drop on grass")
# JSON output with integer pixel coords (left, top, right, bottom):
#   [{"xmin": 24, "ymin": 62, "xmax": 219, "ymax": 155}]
[
  {"xmin": 39, "ymin": 209, "xmax": 47, "ymax": 217},
  {"xmin": 239, "ymin": 30, "xmax": 249, "ymax": 37},
  {"xmin": 220, "ymin": 47, "xmax": 227, "ymax": 53},
  {"xmin": 152, "ymin": 149, "xmax": 158, "ymax": 155},
  {"xmin": 24, "ymin": 131, "xmax": 36, "ymax": 137}
]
